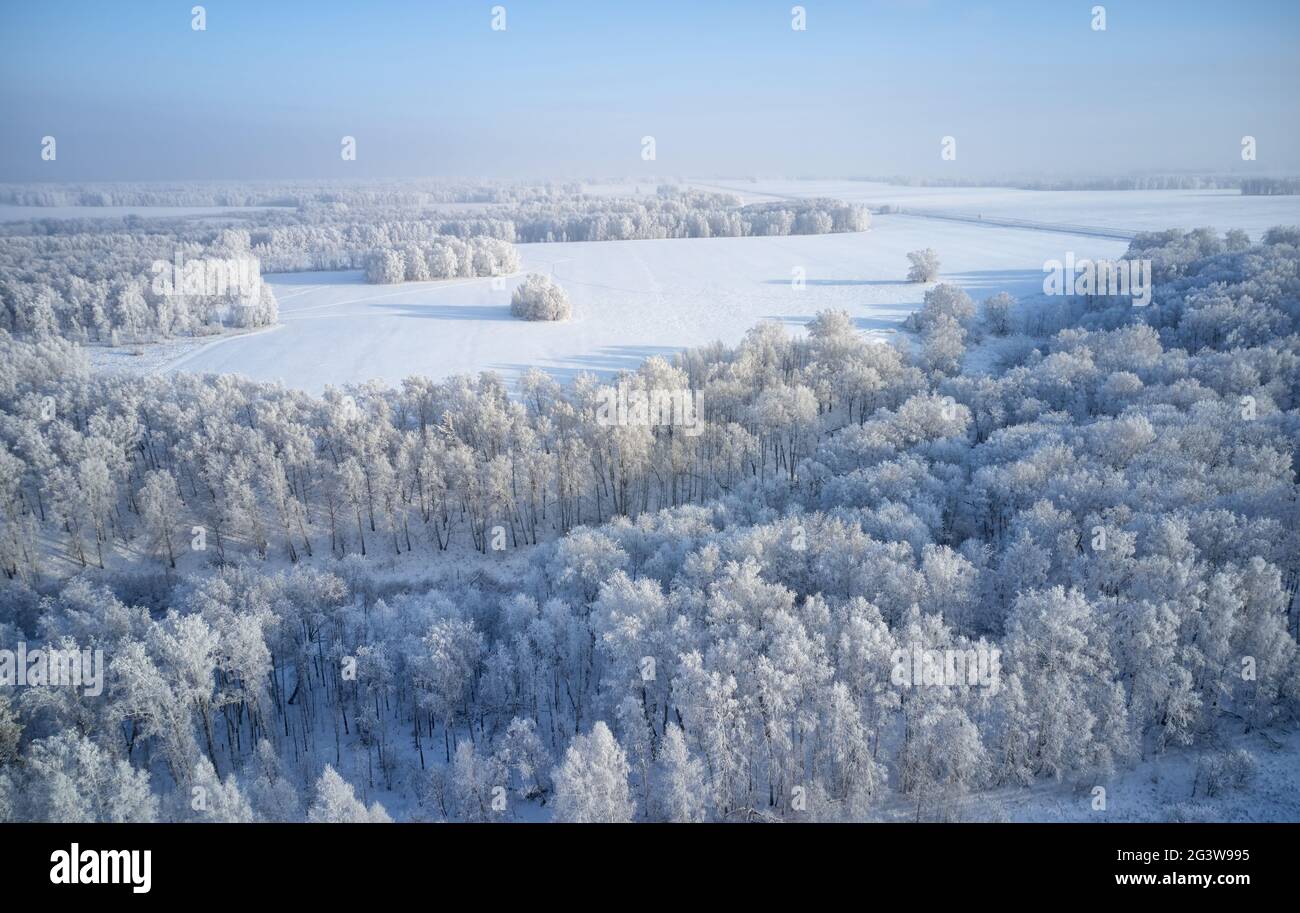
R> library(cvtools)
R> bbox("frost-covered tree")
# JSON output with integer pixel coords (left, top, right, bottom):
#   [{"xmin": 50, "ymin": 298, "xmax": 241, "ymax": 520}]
[
  {"xmin": 138, "ymin": 469, "xmax": 182, "ymax": 568},
  {"xmin": 181, "ymin": 757, "xmax": 256, "ymax": 822},
  {"xmin": 494, "ymin": 717, "xmax": 551, "ymax": 799},
  {"xmin": 510, "ymin": 274, "xmax": 571, "ymax": 321},
  {"xmin": 906, "ymin": 248, "xmax": 941, "ymax": 283},
  {"xmin": 450, "ymin": 741, "xmax": 505, "ymax": 822},
  {"xmin": 0, "ymin": 225, "xmax": 1296, "ymax": 823},
  {"xmin": 0, "ymin": 695, "xmax": 20, "ymax": 765},
  {"xmin": 908, "ymin": 283, "xmax": 977, "ymax": 333},
  {"xmin": 364, "ymin": 249, "xmax": 405, "ymax": 285},
  {"xmin": 244, "ymin": 739, "xmax": 299, "ymax": 822},
  {"xmin": 19, "ymin": 732, "xmax": 159, "ymax": 823},
  {"xmin": 306, "ymin": 765, "xmax": 391, "ymax": 823},
  {"xmin": 550, "ymin": 722, "xmax": 634, "ymax": 822},
  {"xmin": 653, "ymin": 723, "xmax": 709, "ymax": 822},
  {"xmin": 980, "ymin": 291, "xmax": 1015, "ymax": 336}
]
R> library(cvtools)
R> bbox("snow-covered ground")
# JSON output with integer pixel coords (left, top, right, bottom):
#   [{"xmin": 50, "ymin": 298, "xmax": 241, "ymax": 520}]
[
  {"xmin": 77, "ymin": 179, "xmax": 1300, "ymax": 393},
  {"xmin": 85, "ymin": 327, "xmax": 275, "ymax": 376},
  {"xmin": 957, "ymin": 727, "xmax": 1300, "ymax": 823},
  {"xmin": 146, "ymin": 214, "xmax": 1127, "ymax": 392},
  {"xmin": 693, "ymin": 180, "xmax": 1300, "ymax": 238}
]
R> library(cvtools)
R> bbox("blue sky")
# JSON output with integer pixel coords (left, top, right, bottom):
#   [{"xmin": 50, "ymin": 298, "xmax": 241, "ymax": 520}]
[{"xmin": 2, "ymin": 0, "xmax": 1297, "ymax": 181}]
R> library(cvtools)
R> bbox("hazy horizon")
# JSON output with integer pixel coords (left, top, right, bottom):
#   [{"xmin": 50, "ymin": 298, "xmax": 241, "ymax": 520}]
[{"xmin": 3, "ymin": 0, "xmax": 1298, "ymax": 183}]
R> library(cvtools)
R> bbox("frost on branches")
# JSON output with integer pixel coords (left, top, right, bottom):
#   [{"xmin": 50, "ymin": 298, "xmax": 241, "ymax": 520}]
[
  {"xmin": 0, "ymin": 228, "xmax": 1298, "ymax": 822},
  {"xmin": 510, "ymin": 274, "xmax": 571, "ymax": 322}
]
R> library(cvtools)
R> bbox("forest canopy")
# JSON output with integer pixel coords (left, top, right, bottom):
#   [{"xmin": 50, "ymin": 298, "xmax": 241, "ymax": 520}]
[{"xmin": 0, "ymin": 226, "xmax": 1297, "ymax": 822}]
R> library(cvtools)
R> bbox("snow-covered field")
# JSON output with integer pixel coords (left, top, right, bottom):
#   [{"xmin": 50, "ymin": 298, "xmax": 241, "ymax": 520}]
[
  {"xmin": 693, "ymin": 180, "xmax": 1300, "ymax": 238},
  {"xmin": 154, "ymin": 214, "xmax": 1128, "ymax": 392},
  {"xmin": 72, "ymin": 180, "xmax": 1298, "ymax": 393}
]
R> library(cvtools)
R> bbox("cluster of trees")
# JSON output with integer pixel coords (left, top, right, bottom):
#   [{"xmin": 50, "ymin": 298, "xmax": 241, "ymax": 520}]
[
  {"xmin": 1, "ymin": 185, "xmax": 867, "ymax": 345},
  {"xmin": 197, "ymin": 189, "xmax": 869, "ymax": 255},
  {"xmin": 0, "ymin": 180, "xmax": 526, "ymax": 209},
  {"xmin": 0, "ymin": 227, "xmax": 1297, "ymax": 822},
  {"xmin": 904, "ymin": 283, "xmax": 979, "ymax": 374},
  {"xmin": 509, "ymin": 191, "xmax": 869, "ymax": 243},
  {"xmin": 510, "ymin": 274, "xmax": 571, "ymax": 321},
  {"xmin": 1240, "ymin": 178, "xmax": 1300, "ymax": 196},
  {"xmin": 247, "ymin": 219, "xmax": 520, "ymax": 274},
  {"xmin": 0, "ymin": 227, "xmax": 278, "ymax": 343},
  {"xmin": 364, "ymin": 237, "xmax": 520, "ymax": 285}
]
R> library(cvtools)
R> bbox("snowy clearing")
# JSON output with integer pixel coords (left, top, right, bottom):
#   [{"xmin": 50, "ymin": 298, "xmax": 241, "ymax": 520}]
[{"xmin": 154, "ymin": 214, "xmax": 1129, "ymax": 392}]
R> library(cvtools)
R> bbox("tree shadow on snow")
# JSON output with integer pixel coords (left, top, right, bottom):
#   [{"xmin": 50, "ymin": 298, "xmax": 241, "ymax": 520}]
[
  {"xmin": 942, "ymin": 268, "xmax": 1043, "ymax": 293},
  {"xmin": 492, "ymin": 345, "xmax": 684, "ymax": 384},
  {"xmin": 761, "ymin": 278, "xmax": 909, "ymax": 287},
  {"xmin": 766, "ymin": 313, "xmax": 908, "ymax": 332},
  {"xmin": 376, "ymin": 302, "xmax": 515, "ymax": 321},
  {"xmin": 268, "ymin": 270, "xmax": 366, "ymax": 285}
]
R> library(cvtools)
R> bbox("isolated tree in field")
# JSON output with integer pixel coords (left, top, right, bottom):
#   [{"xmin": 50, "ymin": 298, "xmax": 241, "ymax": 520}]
[
  {"xmin": 511, "ymin": 273, "xmax": 571, "ymax": 321},
  {"xmin": 551, "ymin": 722, "xmax": 634, "ymax": 822},
  {"xmin": 906, "ymin": 248, "xmax": 940, "ymax": 283}
]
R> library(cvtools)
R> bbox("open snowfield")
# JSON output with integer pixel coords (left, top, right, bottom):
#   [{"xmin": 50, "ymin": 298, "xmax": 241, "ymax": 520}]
[
  {"xmin": 158, "ymin": 214, "xmax": 1129, "ymax": 392},
  {"xmin": 692, "ymin": 179, "xmax": 1300, "ymax": 239},
  {"xmin": 69, "ymin": 179, "xmax": 1297, "ymax": 394}
]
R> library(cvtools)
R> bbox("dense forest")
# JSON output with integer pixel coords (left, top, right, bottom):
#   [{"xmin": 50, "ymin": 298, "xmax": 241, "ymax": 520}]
[{"xmin": 1, "ymin": 225, "xmax": 1297, "ymax": 821}]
